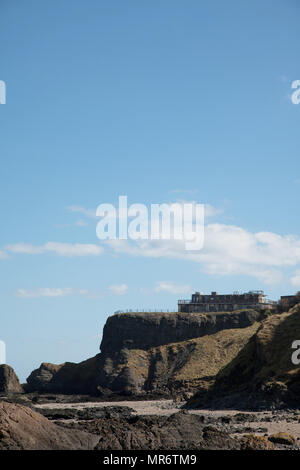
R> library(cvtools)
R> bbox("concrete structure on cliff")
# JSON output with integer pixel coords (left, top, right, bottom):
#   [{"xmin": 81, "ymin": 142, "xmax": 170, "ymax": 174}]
[{"xmin": 178, "ymin": 290, "xmax": 276, "ymax": 313}]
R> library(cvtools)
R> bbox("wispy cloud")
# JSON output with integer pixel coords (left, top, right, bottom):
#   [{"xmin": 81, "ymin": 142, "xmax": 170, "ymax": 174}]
[
  {"xmin": 154, "ymin": 281, "xmax": 192, "ymax": 295},
  {"xmin": 15, "ymin": 284, "xmax": 129, "ymax": 298},
  {"xmin": 5, "ymin": 203, "xmax": 300, "ymax": 286},
  {"xmin": 66, "ymin": 206, "xmax": 97, "ymax": 219},
  {"xmin": 5, "ymin": 242, "xmax": 103, "ymax": 257},
  {"xmin": 105, "ymin": 223, "xmax": 300, "ymax": 285},
  {"xmin": 15, "ymin": 288, "xmax": 89, "ymax": 298},
  {"xmin": 108, "ymin": 284, "xmax": 128, "ymax": 295}
]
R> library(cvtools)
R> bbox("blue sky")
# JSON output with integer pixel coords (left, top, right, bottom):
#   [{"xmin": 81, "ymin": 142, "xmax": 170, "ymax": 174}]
[{"xmin": 0, "ymin": 0, "xmax": 299, "ymax": 382}]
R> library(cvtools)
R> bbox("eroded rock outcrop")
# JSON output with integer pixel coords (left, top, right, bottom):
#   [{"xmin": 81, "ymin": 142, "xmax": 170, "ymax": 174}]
[
  {"xmin": 25, "ymin": 355, "xmax": 101, "ymax": 394},
  {"xmin": 0, "ymin": 365, "xmax": 23, "ymax": 395}
]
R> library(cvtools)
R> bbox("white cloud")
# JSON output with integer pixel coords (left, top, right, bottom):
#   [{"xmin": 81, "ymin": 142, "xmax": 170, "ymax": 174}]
[
  {"xmin": 5, "ymin": 204, "xmax": 300, "ymax": 287},
  {"xmin": 0, "ymin": 250, "xmax": 8, "ymax": 259},
  {"xmin": 154, "ymin": 281, "xmax": 193, "ymax": 295},
  {"xmin": 108, "ymin": 284, "xmax": 128, "ymax": 295},
  {"xmin": 5, "ymin": 242, "xmax": 104, "ymax": 257},
  {"xmin": 44, "ymin": 242, "xmax": 103, "ymax": 257},
  {"xmin": 5, "ymin": 243, "xmax": 45, "ymax": 255},
  {"xmin": 66, "ymin": 206, "xmax": 97, "ymax": 219},
  {"xmin": 15, "ymin": 286, "xmax": 124, "ymax": 299},
  {"xmin": 15, "ymin": 288, "xmax": 89, "ymax": 298},
  {"xmin": 105, "ymin": 223, "xmax": 300, "ymax": 285}
]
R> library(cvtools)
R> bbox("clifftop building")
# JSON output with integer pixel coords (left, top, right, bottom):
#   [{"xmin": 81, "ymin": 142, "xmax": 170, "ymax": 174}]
[
  {"xmin": 178, "ymin": 290, "xmax": 275, "ymax": 313},
  {"xmin": 280, "ymin": 294, "xmax": 300, "ymax": 309}
]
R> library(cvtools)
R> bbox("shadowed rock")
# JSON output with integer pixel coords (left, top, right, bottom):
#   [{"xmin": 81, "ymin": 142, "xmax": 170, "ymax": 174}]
[
  {"xmin": 58, "ymin": 411, "xmax": 241, "ymax": 450},
  {"xmin": 0, "ymin": 365, "xmax": 23, "ymax": 395},
  {"xmin": 25, "ymin": 355, "xmax": 101, "ymax": 394}
]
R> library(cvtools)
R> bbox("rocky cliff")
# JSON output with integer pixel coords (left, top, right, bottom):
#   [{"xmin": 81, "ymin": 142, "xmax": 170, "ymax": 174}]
[
  {"xmin": 25, "ymin": 309, "xmax": 265, "ymax": 397},
  {"xmin": 187, "ymin": 304, "xmax": 300, "ymax": 410},
  {"xmin": 100, "ymin": 310, "xmax": 264, "ymax": 353}
]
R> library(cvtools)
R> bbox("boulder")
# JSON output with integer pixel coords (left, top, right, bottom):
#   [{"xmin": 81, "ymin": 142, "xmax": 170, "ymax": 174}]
[
  {"xmin": 25, "ymin": 355, "xmax": 101, "ymax": 394},
  {"xmin": 269, "ymin": 432, "xmax": 296, "ymax": 446},
  {"xmin": 0, "ymin": 401, "xmax": 99, "ymax": 450},
  {"xmin": 0, "ymin": 365, "xmax": 23, "ymax": 395},
  {"xmin": 240, "ymin": 434, "xmax": 274, "ymax": 450}
]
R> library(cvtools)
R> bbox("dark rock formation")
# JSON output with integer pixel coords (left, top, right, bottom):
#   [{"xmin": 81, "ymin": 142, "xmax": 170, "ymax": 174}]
[
  {"xmin": 100, "ymin": 310, "xmax": 265, "ymax": 353},
  {"xmin": 0, "ymin": 402, "xmax": 99, "ymax": 450},
  {"xmin": 36, "ymin": 405, "xmax": 134, "ymax": 421},
  {"xmin": 25, "ymin": 355, "xmax": 101, "ymax": 394},
  {"xmin": 0, "ymin": 365, "xmax": 23, "ymax": 395},
  {"xmin": 58, "ymin": 411, "xmax": 241, "ymax": 450},
  {"xmin": 25, "ymin": 309, "xmax": 265, "ymax": 397}
]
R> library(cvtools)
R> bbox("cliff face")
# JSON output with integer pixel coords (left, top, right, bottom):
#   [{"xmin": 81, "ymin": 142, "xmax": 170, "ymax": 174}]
[
  {"xmin": 97, "ymin": 321, "xmax": 260, "ymax": 396},
  {"xmin": 100, "ymin": 310, "xmax": 264, "ymax": 353},
  {"xmin": 26, "ymin": 310, "xmax": 265, "ymax": 397},
  {"xmin": 187, "ymin": 304, "xmax": 300, "ymax": 410}
]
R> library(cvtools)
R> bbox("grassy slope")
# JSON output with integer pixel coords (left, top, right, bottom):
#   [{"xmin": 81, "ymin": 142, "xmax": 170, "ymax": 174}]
[
  {"xmin": 188, "ymin": 304, "xmax": 300, "ymax": 408},
  {"xmin": 105, "ymin": 322, "xmax": 260, "ymax": 394}
]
